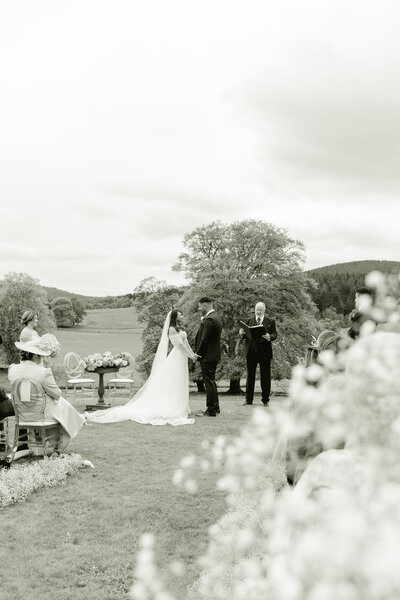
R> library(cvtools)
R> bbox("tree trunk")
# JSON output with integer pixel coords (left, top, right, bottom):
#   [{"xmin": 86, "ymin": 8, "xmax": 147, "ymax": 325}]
[{"xmin": 225, "ymin": 378, "xmax": 244, "ymax": 395}]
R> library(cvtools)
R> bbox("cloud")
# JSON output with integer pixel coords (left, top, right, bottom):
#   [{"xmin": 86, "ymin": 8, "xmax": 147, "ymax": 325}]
[
  {"xmin": 0, "ymin": 242, "xmax": 41, "ymax": 261},
  {"xmin": 0, "ymin": 1, "xmax": 399, "ymax": 294},
  {"xmin": 237, "ymin": 1, "xmax": 400, "ymax": 193}
]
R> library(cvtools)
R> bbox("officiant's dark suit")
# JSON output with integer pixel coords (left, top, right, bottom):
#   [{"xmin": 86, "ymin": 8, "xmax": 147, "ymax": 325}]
[
  {"xmin": 241, "ymin": 304, "xmax": 277, "ymax": 406},
  {"xmin": 195, "ymin": 298, "xmax": 222, "ymax": 416}
]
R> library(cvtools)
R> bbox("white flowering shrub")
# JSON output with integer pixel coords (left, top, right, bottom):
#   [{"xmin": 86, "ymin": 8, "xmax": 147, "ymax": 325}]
[
  {"xmin": 130, "ymin": 272, "xmax": 400, "ymax": 600},
  {"xmin": 0, "ymin": 453, "xmax": 84, "ymax": 509}
]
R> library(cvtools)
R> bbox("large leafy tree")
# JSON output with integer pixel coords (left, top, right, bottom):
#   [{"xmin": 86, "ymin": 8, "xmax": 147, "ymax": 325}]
[
  {"xmin": 174, "ymin": 220, "xmax": 318, "ymax": 391},
  {"xmin": 71, "ymin": 297, "xmax": 87, "ymax": 324},
  {"xmin": 0, "ymin": 272, "xmax": 56, "ymax": 364},
  {"xmin": 51, "ymin": 297, "xmax": 76, "ymax": 327}
]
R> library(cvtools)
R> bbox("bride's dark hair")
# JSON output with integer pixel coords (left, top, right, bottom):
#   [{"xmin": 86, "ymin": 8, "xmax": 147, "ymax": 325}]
[{"xmin": 169, "ymin": 309, "xmax": 183, "ymax": 330}]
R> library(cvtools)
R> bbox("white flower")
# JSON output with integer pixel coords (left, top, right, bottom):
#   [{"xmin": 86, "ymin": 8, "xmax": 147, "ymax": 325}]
[
  {"xmin": 172, "ymin": 469, "xmax": 184, "ymax": 486},
  {"xmin": 169, "ymin": 561, "xmax": 185, "ymax": 576},
  {"xmin": 365, "ymin": 270, "xmax": 385, "ymax": 288},
  {"xmin": 184, "ymin": 479, "xmax": 198, "ymax": 494},
  {"xmin": 179, "ymin": 455, "xmax": 196, "ymax": 469}
]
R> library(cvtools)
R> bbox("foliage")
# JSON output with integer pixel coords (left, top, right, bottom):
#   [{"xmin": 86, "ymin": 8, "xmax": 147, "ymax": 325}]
[
  {"xmin": 173, "ymin": 219, "xmax": 305, "ymax": 281},
  {"xmin": 71, "ymin": 297, "xmax": 87, "ymax": 323},
  {"xmin": 133, "ymin": 277, "xmax": 184, "ymax": 378},
  {"xmin": 0, "ymin": 453, "xmax": 84, "ymax": 509},
  {"xmin": 43, "ymin": 284, "xmax": 134, "ymax": 310},
  {"xmin": 310, "ymin": 259, "xmax": 400, "ymax": 276},
  {"xmin": 51, "ymin": 296, "xmax": 77, "ymax": 327},
  {"xmin": 308, "ymin": 260, "xmax": 400, "ymax": 315},
  {"xmin": 0, "ymin": 272, "xmax": 56, "ymax": 364},
  {"xmin": 84, "ymin": 294, "xmax": 134, "ymax": 309},
  {"xmin": 175, "ymin": 220, "xmax": 319, "ymax": 382},
  {"xmin": 316, "ymin": 306, "xmax": 347, "ymax": 332}
]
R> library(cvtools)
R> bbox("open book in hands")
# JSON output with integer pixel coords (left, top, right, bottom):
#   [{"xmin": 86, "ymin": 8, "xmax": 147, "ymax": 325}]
[{"xmin": 239, "ymin": 320, "xmax": 266, "ymax": 341}]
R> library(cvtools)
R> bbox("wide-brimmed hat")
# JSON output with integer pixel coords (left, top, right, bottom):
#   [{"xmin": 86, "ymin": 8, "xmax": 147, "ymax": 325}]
[{"xmin": 15, "ymin": 339, "xmax": 51, "ymax": 356}]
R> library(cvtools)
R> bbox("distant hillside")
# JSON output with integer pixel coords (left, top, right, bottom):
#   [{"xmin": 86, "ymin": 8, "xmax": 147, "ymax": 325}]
[
  {"xmin": 308, "ymin": 260, "xmax": 400, "ymax": 276},
  {"xmin": 42, "ymin": 286, "xmax": 93, "ymax": 302},
  {"xmin": 42, "ymin": 286, "xmax": 134, "ymax": 309},
  {"xmin": 307, "ymin": 260, "xmax": 400, "ymax": 315}
]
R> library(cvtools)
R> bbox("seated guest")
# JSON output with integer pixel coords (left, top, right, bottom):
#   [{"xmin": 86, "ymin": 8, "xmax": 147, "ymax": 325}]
[
  {"xmin": 348, "ymin": 287, "xmax": 373, "ymax": 340},
  {"xmin": 0, "ymin": 387, "xmax": 13, "ymax": 421},
  {"xmin": 0, "ymin": 387, "xmax": 14, "ymax": 458},
  {"xmin": 0, "ymin": 385, "xmax": 31, "ymax": 462},
  {"xmin": 8, "ymin": 339, "xmax": 85, "ymax": 452},
  {"xmin": 20, "ymin": 310, "xmax": 40, "ymax": 343},
  {"xmin": 316, "ymin": 330, "xmax": 342, "ymax": 353}
]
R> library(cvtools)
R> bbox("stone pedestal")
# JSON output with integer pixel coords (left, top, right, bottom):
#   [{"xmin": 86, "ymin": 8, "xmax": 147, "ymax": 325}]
[{"xmin": 85, "ymin": 366, "xmax": 119, "ymax": 411}]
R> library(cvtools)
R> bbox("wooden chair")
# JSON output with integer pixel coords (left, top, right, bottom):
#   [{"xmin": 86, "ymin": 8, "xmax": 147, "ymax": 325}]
[
  {"xmin": 0, "ymin": 416, "xmax": 10, "ymax": 458},
  {"xmin": 64, "ymin": 352, "xmax": 95, "ymax": 399},
  {"xmin": 0, "ymin": 393, "xmax": 30, "ymax": 463},
  {"xmin": 7, "ymin": 378, "xmax": 62, "ymax": 464},
  {"xmin": 108, "ymin": 352, "xmax": 135, "ymax": 399}
]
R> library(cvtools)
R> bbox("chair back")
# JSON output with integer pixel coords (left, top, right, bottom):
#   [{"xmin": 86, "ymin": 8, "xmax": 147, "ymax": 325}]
[
  {"xmin": 64, "ymin": 352, "xmax": 86, "ymax": 379},
  {"xmin": 11, "ymin": 378, "xmax": 47, "ymax": 422},
  {"xmin": 117, "ymin": 352, "xmax": 134, "ymax": 379}
]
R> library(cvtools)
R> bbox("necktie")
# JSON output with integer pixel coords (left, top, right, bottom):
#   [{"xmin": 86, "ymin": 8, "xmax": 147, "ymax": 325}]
[{"xmin": 257, "ymin": 317, "xmax": 262, "ymax": 325}]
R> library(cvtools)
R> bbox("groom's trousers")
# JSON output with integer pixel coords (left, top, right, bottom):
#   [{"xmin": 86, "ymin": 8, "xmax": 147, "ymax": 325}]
[{"xmin": 200, "ymin": 361, "xmax": 219, "ymax": 414}]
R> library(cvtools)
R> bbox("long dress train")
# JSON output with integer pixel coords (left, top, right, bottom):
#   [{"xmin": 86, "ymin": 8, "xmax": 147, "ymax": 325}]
[{"xmin": 88, "ymin": 329, "xmax": 195, "ymax": 426}]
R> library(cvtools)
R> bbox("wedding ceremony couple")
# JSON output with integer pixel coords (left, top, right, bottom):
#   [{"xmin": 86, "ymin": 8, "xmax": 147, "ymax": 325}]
[{"xmin": 88, "ymin": 296, "xmax": 223, "ymax": 425}]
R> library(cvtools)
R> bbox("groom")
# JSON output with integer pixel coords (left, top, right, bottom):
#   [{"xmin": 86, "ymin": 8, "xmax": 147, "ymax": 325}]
[{"xmin": 194, "ymin": 297, "xmax": 222, "ymax": 417}]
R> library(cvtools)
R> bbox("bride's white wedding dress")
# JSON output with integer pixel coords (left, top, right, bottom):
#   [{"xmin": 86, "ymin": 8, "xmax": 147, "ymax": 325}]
[{"xmin": 88, "ymin": 325, "xmax": 195, "ymax": 426}]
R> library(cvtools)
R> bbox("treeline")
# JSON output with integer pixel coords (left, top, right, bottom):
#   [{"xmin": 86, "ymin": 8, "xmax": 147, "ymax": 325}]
[
  {"xmin": 83, "ymin": 294, "xmax": 134, "ymax": 309},
  {"xmin": 43, "ymin": 286, "xmax": 134, "ymax": 310},
  {"xmin": 309, "ymin": 260, "xmax": 400, "ymax": 276},
  {"xmin": 308, "ymin": 260, "xmax": 400, "ymax": 315}
]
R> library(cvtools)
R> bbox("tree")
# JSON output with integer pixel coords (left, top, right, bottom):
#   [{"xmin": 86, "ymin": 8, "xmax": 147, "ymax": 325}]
[
  {"xmin": 133, "ymin": 277, "xmax": 184, "ymax": 379},
  {"xmin": 0, "ymin": 272, "xmax": 56, "ymax": 364},
  {"xmin": 71, "ymin": 297, "xmax": 86, "ymax": 324},
  {"xmin": 51, "ymin": 297, "xmax": 76, "ymax": 327},
  {"xmin": 175, "ymin": 220, "xmax": 318, "ymax": 392}
]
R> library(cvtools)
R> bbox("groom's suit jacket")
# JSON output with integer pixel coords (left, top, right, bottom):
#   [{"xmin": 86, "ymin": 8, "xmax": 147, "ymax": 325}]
[{"xmin": 195, "ymin": 311, "xmax": 222, "ymax": 363}]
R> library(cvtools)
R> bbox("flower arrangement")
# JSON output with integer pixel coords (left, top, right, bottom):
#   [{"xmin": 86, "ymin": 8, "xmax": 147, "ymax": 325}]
[
  {"xmin": 83, "ymin": 351, "xmax": 130, "ymax": 372},
  {"xmin": 37, "ymin": 333, "xmax": 61, "ymax": 358},
  {"xmin": 0, "ymin": 453, "xmax": 83, "ymax": 509}
]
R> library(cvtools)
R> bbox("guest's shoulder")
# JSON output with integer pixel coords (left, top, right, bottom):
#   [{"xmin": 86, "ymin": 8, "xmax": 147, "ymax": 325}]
[{"xmin": 8, "ymin": 363, "xmax": 19, "ymax": 379}]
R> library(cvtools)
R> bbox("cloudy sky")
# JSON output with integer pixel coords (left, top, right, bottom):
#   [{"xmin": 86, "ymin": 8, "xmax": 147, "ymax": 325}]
[{"xmin": 1, "ymin": 0, "xmax": 399, "ymax": 296}]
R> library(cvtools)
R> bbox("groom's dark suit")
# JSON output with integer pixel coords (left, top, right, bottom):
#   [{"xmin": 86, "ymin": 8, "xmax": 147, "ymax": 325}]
[{"xmin": 195, "ymin": 311, "xmax": 222, "ymax": 415}]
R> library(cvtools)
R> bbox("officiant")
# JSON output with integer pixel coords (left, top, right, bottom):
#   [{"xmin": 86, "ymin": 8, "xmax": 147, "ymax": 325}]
[{"xmin": 239, "ymin": 301, "xmax": 277, "ymax": 407}]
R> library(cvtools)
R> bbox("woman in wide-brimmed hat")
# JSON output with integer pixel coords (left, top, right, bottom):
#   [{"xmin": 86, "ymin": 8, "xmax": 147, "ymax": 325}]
[{"xmin": 8, "ymin": 339, "xmax": 85, "ymax": 451}]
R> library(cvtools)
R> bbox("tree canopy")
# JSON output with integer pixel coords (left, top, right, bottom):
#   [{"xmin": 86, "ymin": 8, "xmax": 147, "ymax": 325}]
[
  {"xmin": 0, "ymin": 272, "xmax": 56, "ymax": 364},
  {"xmin": 173, "ymin": 220, "xmax": 306, "ymax": 282},
  {"xmin": 174, "ymin": 220, "xmax": 318, "ymax": 383}
]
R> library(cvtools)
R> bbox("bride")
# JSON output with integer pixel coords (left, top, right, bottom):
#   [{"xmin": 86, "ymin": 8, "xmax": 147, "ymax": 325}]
[{"xmin": 88, "ymin": 310, "xmax": 196, "ymax": 426}]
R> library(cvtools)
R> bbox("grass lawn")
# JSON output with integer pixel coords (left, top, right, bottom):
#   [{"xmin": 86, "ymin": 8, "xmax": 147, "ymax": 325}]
[
  {"xmin": 54, "ymin": 307, "xmax": 145, "ymax": 383},
  {"xmin": 0, "ymin": 393, "xmax": 286, "ymax": 600}
]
